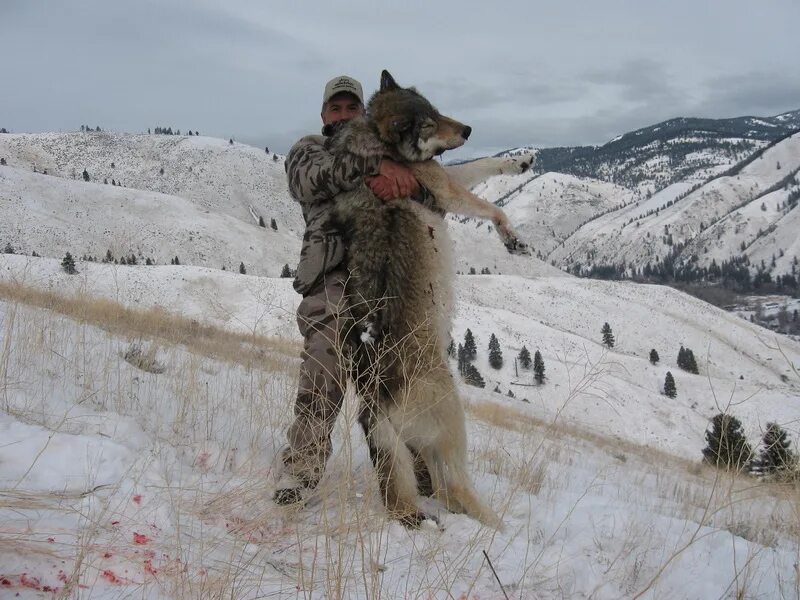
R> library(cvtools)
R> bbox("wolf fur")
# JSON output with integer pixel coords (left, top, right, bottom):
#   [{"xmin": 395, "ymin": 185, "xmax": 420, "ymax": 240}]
[{"xmin": 328, "ymin": 71, "xmax": 525, "ymax": 528}]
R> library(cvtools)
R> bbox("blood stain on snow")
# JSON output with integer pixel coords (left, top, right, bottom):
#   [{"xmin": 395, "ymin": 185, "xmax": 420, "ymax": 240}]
[
  {"xmin": 132, "ymin": 494, "xmax": 142, "ymax": 505},
  {"xmin": 144, "ymin": 560, "xmax": 158, "ymax": 576},
  {"xmin": 101, "ymin": 570, "xmax": 127, "ymax": 585},
  {"xmin": 133, "ymin": 532, "xmax": 150, "ymax": 544}
]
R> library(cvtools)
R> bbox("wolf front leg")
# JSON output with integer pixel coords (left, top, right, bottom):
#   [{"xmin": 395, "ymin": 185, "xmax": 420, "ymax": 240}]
[{"xmin": 411, "ymin": 161, "xmax": 530, "ymax": 255}]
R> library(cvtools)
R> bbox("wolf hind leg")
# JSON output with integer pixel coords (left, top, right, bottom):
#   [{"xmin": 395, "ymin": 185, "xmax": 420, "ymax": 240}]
[{"xmin": 358, "ymin": 403, "xmax": 435, "ymax": 528}]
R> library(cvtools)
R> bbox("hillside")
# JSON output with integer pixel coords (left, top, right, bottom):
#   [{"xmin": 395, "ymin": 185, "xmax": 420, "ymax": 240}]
[
  {"xmin": 546, "ymin": 131, "xmax": 800, "ymax": 274},
  {"xmin": 2, "ymin": 255, "xmax": 800, "ymax": 597}
]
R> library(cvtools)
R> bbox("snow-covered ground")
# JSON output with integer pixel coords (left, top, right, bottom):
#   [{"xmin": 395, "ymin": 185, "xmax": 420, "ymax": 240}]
[{"xmin": 2, "ymin": 132, "xmax": 800, "ymax": 598}]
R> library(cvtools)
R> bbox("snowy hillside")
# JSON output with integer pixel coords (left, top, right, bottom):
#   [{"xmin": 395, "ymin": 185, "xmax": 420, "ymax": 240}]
[
  {"xmin": 547, "ymin": 131, "xmax": 800, "ymax": 272},
  {"xmin": 3, "ymin": 254, "xmax": 800, "ymax": 597},
  {"xmin": 0, "ymin": 167, "xmax": 300, "ymax": 276},
  {"xmin": 0, "ymin": 132, "xmax": 301, "ymax": 233}
]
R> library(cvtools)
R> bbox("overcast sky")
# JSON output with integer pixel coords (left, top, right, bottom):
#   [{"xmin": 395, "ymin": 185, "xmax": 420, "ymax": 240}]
[{"xmin": 2, "ymin": 0, "xmax": 799, "ymax": 158}]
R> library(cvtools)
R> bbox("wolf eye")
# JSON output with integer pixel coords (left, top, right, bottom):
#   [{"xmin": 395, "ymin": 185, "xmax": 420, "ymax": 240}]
[{"xmin": 421, "ymin": 121, "xmax": 437, "ymax": 132}]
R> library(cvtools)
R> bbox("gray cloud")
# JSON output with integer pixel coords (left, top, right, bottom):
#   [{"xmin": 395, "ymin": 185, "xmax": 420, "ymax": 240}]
[{"xmin": 2, "ymin": 0, "xmax": 799, "ymax": 157}]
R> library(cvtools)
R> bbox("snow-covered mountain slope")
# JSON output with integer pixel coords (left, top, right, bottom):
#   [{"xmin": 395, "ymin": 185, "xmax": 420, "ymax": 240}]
[
  {"xmin": 547, "ymin": 131, "xmax": 800, "ymax": 272},
  {"xmin": 3, "ymin": 292, "xmax": 798, "ymax": 598},
  {"xmin": 470, "ymin": 171, "xmax": 636, "ymax": 256},
  {"xmin": 0, "ymin": 166, "xmax": 300, "ymax": 276},
  {"xmin": 0, "ymin": 131, "xmax": 301, "ymax": 233},
  {"xmin": 3, "ymin": 254, "xmax": 800, "ymax": 597},
  {"xmin": 4, "ymin": 253, "xmax": 798, "ymax": 460}
]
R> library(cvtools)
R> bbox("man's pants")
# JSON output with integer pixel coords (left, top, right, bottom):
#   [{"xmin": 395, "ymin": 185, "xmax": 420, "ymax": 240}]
[{"xmin": 281, "ymin": 269, "xmax": 351, "ymax": 487}]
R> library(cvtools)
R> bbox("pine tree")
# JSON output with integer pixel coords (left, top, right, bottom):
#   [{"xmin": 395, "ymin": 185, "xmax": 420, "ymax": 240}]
[
  {"xmin": 446, "ymin": 339, "xmax": 455, "ymax": 357},
  {"xmin": 273, "ymin": 153, "xmax": 279, "ymax": 162},
  {"xmin": 159, "ymin": 167, "xmax": 164, "ymax": 175},
  {"xmin": 229, "ymin": 138, "xmax": 233, "ymax": 145},
  {"xmin": 3, "ymin": 242, "xmax": 13, "ymax": 254},
  {"xmin": 685, "ymin": 349, "xmax": 699, "ymax": 374},
  {"xmin": 702, "ymin": 413, "xmax": 752, "ymax": 471},
  {"xmin": 104, "ymin": 249, "xmax": 113, "ymax": 263},
  {"xmin": 518, "ymin": 345, "xmax": 532, "ymax": 369},
  {"xmin": 61, "ymin": 252, "xmax": 77, "ymax": 274},
  {"xmin": 239, "ymin": 262, "xmax": 246, "ymax": 274},
  {"xmin": 601, "ymin": 322, "xmax": 615, "ymax": 348},
  {"xmin": 259, "ymin": 216, "xmax": 265, "ymax": 227},
  {"xmin": 0, "ymin": 158, "xmax": 6, "ymax": 165},
  {"xmin": 677, "ymin": 346, "xmax": 687, "ymax": 370},
  {"xmin": 82, "ymin": 169, "xmax": 90, "ymax": 182},
  {"xmin": 463, "ymin": 364, "xmax": 486, "ymax": 388},
  {"xmin": 463, "ymin": 329, "xmax": 477, "ymax": 361},
  {"xmin": 533, "ymin": 350, "xmax": 545, "ymax": 384},
  {"xmin": 649, "ymin": 348, "xmax": 659, "ymax": 365},
  {"xmin": 457, "ymin": 343, "xmax": 466, "ymax": 375},
  {"xmin": 270, "ymin": 218, "xmax": 278, "ymax": 231},
  {"xmin": 173, "ymin": 256, "xmax": 180, "ymax": 265},
  {"xmin": 752, "ymin": 423, "xmax": 796, "ymax": 477},
  {"xmin": 663, "ymin": 371, "xmax": 677, "ymax": 398},
  {"xmin": 280, "ymin": 263, "xmax": 292, "ymax": 278},
  {"xmin": 488, "ymin": 333, "xmax": 503, "ymax": 369}
]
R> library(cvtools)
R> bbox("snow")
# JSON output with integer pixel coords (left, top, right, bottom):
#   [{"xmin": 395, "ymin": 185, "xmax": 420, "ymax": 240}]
[{"xmin": 2, "ymin": 131, "xmax": 800, "ymax": 598}]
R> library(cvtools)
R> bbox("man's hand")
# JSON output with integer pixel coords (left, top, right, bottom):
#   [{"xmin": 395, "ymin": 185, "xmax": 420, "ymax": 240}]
[{"xmin": 366, "ymin": 159, "xmax": 420, "ymax": 201}]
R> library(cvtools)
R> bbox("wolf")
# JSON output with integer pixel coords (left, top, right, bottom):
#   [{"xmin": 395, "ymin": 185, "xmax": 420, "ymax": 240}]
[{"xmin": 328, "ymin": 71, "xmax": 529, "ymax": 528}]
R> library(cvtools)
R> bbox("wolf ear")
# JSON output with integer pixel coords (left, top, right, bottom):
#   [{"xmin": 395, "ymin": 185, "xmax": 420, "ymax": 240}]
[{"xmin": 380, "ymin": 70, "xmax": 400, "ymax": 92}]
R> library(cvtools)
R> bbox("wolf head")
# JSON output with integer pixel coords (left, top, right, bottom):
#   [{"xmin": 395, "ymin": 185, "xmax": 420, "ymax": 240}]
[{"xmin": 368, "ymin": 70, "xmax": 471, "ymax": 162}]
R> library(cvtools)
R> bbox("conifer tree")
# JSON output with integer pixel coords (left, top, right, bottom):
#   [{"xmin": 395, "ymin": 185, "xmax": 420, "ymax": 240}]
[
  {"xmin": 463, "ymin": 363, "xmax": 486, "ymax": 388},
  {"xmin": 0, "ymin": 158, "xmax": 6, "ymax": 165},
  {"xmin": 270, "ymin": 218, "xmax": 278, "ymax": 231},
  {"xmin": 105, "ymin": 249, "xmax": 113, "ymax": 263},
  {"xmin": 82, "ymin": 169, "xmax": 90, "ymax": 182},
  {"xmin": 259, "ymin": 216, "xmax": 265, "ymax": 227},
  {"xmin": 533, "ymin": 350, "xmax": 545, "ymax": 384},
  {"xmin": 518, "ymin": 345, "xmax": 532, "ymax": 369},
  {"xmin": 601, "ymin": 322, "xmax": 615, "ymax": 348},
  {"xmin": 61, "ymin": 252, "xmax": 77, "ymax": 274},
  {"xmin": 457, "ymin": 343, "xmax": 466, "ymax": 375},
  {"xmin": 280, "ymin": 263, "xmax": 292, "ymax": 278},
  {"xmin": 685, "ymin": 349, "xmax": 699, "ymax": 374},
  {"xmin": 446, "ymin": 339, "xmax": 455, "ymax": 357},
  {"xmin": 239, "ymin": 262, "xmax": 246, "ymax": 274},
  {"xmin": 488, "ymin": 333, "xmax": 503, "ymax": 369},
  {"xmin": 173, "ymin": 256, "xmax": 180, "ymax": 265},
  {"xmin": 663, "ymin": 371, "xmax": 677, "ymax": 398},
  {"xmin": 752, "ymin": 423, "xmax": 796, "ymax": 477},
  {"xmin": 649, "ymin": 348, "xmax": 659, "ymax": 365},
  {"xmin": 463, "ymin": 329, "xmax": 477, "ymax": 361},
  {"xmin": 702, "ymin": 413, "xmax": 752, "ymax": 471},
  {"xmin": 3, "ymin": 243, "xmax": 13, "ymax": 254}
]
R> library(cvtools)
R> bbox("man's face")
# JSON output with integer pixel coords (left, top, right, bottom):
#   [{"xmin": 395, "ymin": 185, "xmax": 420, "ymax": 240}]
[{"xmin": 321, "ymin": 92, "xmax": 364, "ymax": 125}]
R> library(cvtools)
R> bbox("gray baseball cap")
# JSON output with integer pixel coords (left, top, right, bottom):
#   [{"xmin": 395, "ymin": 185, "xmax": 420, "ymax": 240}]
[{"xmin": 322, "ymin": 75, "xmax": 364, "ymax": 105}]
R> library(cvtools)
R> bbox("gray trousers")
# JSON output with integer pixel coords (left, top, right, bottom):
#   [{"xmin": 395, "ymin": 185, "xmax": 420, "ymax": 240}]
[{"xmin": 281, "ymin": 269, "xmax": 352, "ymax": 487}]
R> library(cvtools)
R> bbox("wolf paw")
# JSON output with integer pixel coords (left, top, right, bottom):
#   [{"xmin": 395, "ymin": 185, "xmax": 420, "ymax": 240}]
[
  {"xmin": 398, "ymin": 510, "xmax": 441, "ymax": 530},
  {"xmin": 504, "ymin": 236, "xmax": 530, "ymax": 255}
]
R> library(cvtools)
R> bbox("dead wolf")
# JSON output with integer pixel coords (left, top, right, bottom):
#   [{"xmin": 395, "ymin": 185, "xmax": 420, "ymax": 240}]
[{"xmin": 327, "ymin": 70, "xmax": 529, "ymax": 528}]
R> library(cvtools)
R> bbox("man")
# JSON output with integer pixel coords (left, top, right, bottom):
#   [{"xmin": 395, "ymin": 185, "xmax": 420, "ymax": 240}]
[{"xmin": 274, "ymin": 75, "xmax": 425, "ymax": 505}]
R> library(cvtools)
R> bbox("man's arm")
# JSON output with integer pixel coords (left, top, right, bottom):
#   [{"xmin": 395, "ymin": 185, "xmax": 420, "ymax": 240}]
[{"xmin": 285, "ymin": 135, "xmax": 382, "ymax": 205}]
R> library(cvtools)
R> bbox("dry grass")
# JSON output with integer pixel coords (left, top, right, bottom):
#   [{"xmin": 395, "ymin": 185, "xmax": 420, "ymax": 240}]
[{"xmin": 0, "ymin": 279, "xmax": 300, "ymax": 370}]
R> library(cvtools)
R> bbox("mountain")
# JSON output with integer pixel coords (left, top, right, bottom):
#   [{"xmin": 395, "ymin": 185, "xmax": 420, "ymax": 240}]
[{"xmin": 487, "ymin": 110, "xmax": 800, "ymax": 286}]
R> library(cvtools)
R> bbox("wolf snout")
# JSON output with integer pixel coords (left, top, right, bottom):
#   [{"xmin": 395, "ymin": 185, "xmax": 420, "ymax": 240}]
[{"xmin": 461, "ymin": 125, "xmax": 472, "ymax": 140}]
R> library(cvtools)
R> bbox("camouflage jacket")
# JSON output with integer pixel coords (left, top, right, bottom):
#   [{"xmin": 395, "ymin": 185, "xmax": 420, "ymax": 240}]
[{"xmin": 285, "ymin": 133, "xmax": 383, "ymax": 295}]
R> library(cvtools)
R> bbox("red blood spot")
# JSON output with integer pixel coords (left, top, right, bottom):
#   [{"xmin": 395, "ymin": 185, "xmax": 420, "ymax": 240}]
[
  {"xmin": 101, "ymin": 570, "xmax": 124, "ymax": 585},
  {"xmin": 143, "ymin": 560, "xmax": 158, "ymax": 576},
  {"xmin": 20, "ymin": 573, "xmax": 42, "ymax": 589},
  {"xmin": 103, "ymin": 552, "xmax": 112, "ymax": 559},
  {"xmin": 111, "ymin": 520, "xmax": 120, "ymax": 526},
  {"xmin": 132, "ymin": 495, "xmax": 142, "ymax": 505},
  {"xmin": 143, "ymin": 550, "xmax": 155, "ymax": 559},
  {"xmin": 1, "ymin": 577, "xmax": 12, "ymax": 585},
  {"xmin": 42, "ymin": 586, "xmax": 55, "ymax": 593},
  {"xmin": 57, "ymin": 571, "xmax": 68, "ymax": 582},
  {"xmin": 47, "ymin": 537, "xmax": 55, "ymax": 543},
  {"xmin": 133, "ymin": 532, "xmax": 150, "ymax": 544}
]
